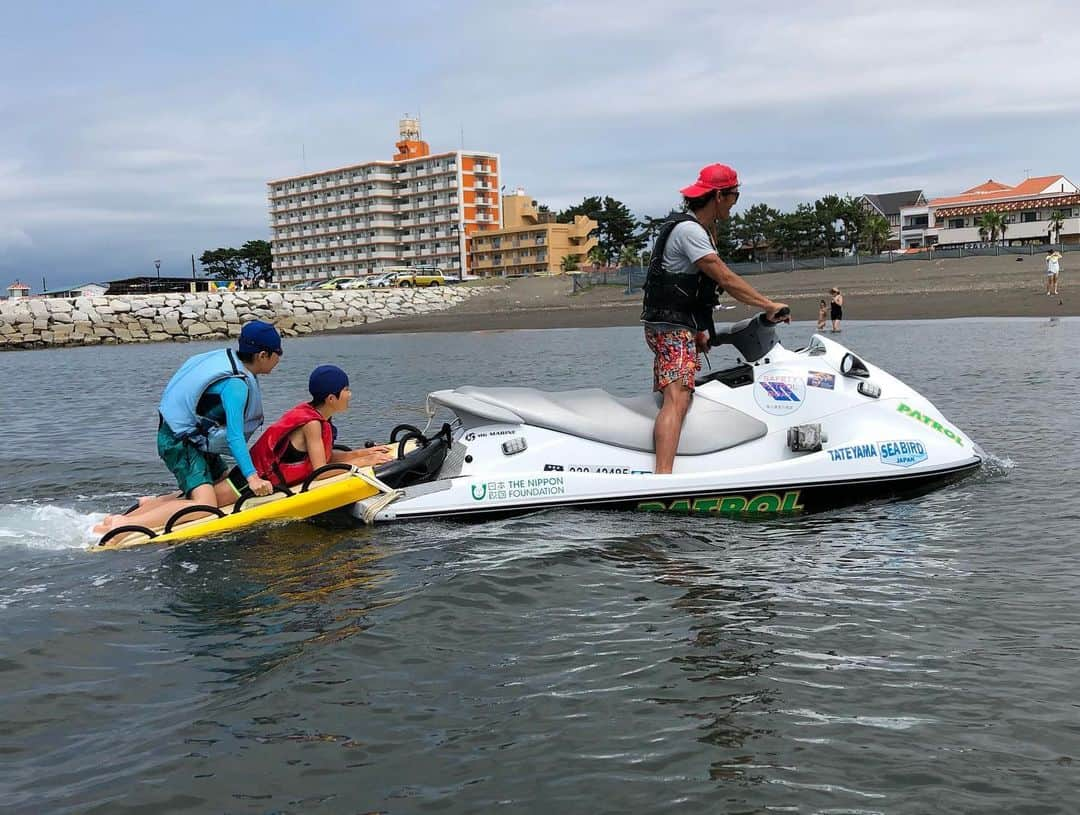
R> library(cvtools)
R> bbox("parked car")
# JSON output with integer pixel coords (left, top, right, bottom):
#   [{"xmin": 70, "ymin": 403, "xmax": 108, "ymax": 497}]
[
  {"xmin": 315, "ymin": 276, "xmax": 361, "ymax": 290},
  {"xmin": 359, "ymin": 272, "xmax": 395, "ymax": 288},
  {"xmin": 395, "ymin": 269, "xmax": 446, "ymax": 287},
  {"xmin": 337, "ymin": 277, "xmax": 367, "ymax": 289},
  {"xmin": 291, "ymin": 280, "xmax": 325, "ymax": 290}
]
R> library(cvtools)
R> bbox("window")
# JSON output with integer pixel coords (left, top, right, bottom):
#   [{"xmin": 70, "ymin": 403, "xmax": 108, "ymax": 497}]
[
  {"xmin": 1021, "ymin": 211, "xmax": 1038, "ymax": 223},
  {"xmin": 948, "ymin": 218, "xmax": 965, "ymax": 229}
]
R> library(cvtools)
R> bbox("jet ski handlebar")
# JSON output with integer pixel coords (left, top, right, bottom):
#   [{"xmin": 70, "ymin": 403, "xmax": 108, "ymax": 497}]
[{"xmin": 708, "ymin": 307, "xmax": 789, "ymax": 362}]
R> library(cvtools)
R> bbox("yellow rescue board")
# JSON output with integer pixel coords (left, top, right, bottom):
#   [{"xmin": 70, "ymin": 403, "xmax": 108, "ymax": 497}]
[{"xmin": 95, "ymin": 470, "xmax": 378, "ymax": 550}]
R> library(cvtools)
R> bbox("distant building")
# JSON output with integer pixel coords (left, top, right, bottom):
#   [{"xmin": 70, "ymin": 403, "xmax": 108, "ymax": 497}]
[
  {"xmin": 267, "ymin": 117, "xmax": 501, "ymax": 284},
  {"xmin": 5, "ymin": 280, "xmax": 30, "ymax": 299},
  {"xmin": 859, "ymin": 190, "xmax": 928, "ymax": 249},
  {"xmin": 470, "ymin": 189, "xmax": 597, "ymax": 276},
  {"xmin": 925, "ymin": 175, "xmax": 1080, "ymax": 248},
  {"xmin": 41, "ymin": 282, "xmax": 109, "ymax": 298},
  {"xmin": 100, "ymin": 277, "xmax": 210, "ymax": 295}
]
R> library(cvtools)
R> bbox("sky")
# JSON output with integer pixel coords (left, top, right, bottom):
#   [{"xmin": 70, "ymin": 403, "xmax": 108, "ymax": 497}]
[{"xmin": 3, "ymin": 0, "xmax": 1079, "ymax": 288}]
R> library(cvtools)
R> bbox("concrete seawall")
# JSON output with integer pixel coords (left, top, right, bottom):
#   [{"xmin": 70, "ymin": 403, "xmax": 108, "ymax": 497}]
[{"xmin": 0, "ymin": 287, "xmax": 487, "ymax": 351}]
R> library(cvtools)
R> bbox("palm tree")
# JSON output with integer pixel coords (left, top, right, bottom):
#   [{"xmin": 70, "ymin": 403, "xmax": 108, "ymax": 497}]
[
  {"xmin": 978, "ymin": 225, "xmax": 989, "ymax": 243},
  {"xmin": 863, "ymin": 214, "xmax": 892, "ymax": 254},
  {"xmin": 1048, "ymin": 210, "xmax": 1066, "ymax": 246},
  {"xmin": 587, "ymin": 244, "xmax": 607, "ymax": 269},
  {"xmin": 618, "ymin": 245, "xmax": 639, "ymax": 269},
  {"xmin": 559, "ymin": 254, "xmax": 579, "ymax": 273},
  {"xmin": 999, "ymin": 217, "xmax": 1008, "ymax": 247},
  {"xmin": 977, "ymin": 211, "xmax": 1002, "ymax": 244}
]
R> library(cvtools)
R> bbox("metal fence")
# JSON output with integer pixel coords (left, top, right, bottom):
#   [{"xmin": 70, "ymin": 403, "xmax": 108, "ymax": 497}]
[{"xmin": 570, "ymin": 241, "xmax": 1080, "ymax": 293}]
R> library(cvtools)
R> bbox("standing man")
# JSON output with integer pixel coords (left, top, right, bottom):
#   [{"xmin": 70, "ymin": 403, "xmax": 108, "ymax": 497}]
[
  {"xmin": 641, "ymin": 163, "xmax": 789, "ymax": 474},
  {"xmin": 157, "ymin": 320, "xmax": 282, "ymax": 504}
]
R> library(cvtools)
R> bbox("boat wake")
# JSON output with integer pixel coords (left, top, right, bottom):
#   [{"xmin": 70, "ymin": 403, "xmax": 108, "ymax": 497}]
[{"xmin": 0, "ymin": 502, "xmax": 105, "ymax": 550}]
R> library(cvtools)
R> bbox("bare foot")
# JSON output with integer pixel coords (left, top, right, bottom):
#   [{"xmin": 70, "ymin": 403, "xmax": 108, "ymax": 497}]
[{"xmin": 92, "ymin": 514, "xmax": 120, "ymax": 534}]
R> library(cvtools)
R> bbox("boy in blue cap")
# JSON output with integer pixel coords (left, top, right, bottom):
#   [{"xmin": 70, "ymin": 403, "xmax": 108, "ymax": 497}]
[
  {"xmin": 96, "ymin": 321, "xmax": 282, "ymax": 533},
  {"xmin": 248, "ymin": 364, "xmax": 393, "ymax": 486},
  {"xmin": 155, "ymin": 319, "xmax": 282, "ymax": 503}
]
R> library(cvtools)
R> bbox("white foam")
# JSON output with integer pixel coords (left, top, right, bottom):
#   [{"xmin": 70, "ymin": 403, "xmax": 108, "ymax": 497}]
[{"xmin": 0, "ymin": 503, "xmax": 105, "ymax": 550}]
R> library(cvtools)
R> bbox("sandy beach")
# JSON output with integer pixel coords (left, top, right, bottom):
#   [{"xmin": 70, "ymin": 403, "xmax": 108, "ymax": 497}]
[{"xmin": 340, "ymin": 252, "xmax": 1074, "ymax": 334}]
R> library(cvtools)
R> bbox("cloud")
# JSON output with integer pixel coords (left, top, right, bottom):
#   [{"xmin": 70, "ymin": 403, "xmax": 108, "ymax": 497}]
[
  {"xmin": 0, "ymin": 226, "xmax": 32, "ymax": 252},
  {"xmin": 3, "ymin": 0, "xmax": 1080, "ymax": 285}
]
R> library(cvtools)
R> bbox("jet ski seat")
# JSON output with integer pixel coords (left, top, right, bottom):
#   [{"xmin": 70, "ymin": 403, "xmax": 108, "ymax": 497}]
[{"xmin": 435, "ymin": 386, "xmax": 768, "ymax": 455}]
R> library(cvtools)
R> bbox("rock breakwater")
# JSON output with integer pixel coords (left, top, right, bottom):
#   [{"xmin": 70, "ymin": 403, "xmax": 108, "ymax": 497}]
[{"xmin": 0, "ymin": 287, "xmax": 486, "ymax": 351}]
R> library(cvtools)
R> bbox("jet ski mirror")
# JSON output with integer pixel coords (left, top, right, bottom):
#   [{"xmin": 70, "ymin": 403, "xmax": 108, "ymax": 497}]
[
  {"xmin": 840, "ymin": 353, "xmax": 870, "ymax": 379},
  {"xmin": 709, "ymin": 311, "xmax": 785, "ymax": 363}
]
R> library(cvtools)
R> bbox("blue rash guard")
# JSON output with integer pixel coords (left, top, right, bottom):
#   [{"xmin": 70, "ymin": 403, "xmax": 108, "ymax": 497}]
[{"xmin": 203, "ymin": 378, "xmax": 257, "ymax": 478}]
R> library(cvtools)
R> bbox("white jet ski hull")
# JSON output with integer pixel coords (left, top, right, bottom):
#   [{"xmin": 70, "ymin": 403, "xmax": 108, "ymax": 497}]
[{"xmin": 354, "ymin": 333, "xmax": 981, "ymax": 522}]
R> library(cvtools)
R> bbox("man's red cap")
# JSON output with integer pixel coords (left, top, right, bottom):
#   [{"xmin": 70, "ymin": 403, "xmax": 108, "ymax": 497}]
[{"xmin": 680, "ymin": 163, "xmax": 740, "ymax": 197}]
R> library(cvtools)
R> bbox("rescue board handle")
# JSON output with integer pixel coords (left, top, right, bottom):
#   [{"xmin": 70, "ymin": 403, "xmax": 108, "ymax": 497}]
[
  {"xmin": 164, "ymin": 505, "xmax": 226, "ymax": 533},
  {"xmin": 97, "ymin": 524, "xmax": 158, "ymax": 547},
  {"xmin": 301, "ymin": 463, "xmax": 354, "ymax": 492}
]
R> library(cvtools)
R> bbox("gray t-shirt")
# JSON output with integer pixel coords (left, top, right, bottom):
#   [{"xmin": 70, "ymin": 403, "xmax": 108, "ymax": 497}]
[{"xmin": 644, "ymin": 220, "xmax": 717, "ymax": 330}]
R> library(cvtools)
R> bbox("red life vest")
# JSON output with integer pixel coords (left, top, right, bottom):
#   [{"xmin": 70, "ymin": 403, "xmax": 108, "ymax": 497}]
[{"xmin": 249, "ymin": 402, "xmax": 333, "ymax": 486}]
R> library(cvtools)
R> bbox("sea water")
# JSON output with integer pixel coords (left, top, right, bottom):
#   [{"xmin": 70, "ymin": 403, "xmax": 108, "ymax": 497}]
[{"xmin": 0, "ymin": 319, "xmax": 1076, "ymax": 813}]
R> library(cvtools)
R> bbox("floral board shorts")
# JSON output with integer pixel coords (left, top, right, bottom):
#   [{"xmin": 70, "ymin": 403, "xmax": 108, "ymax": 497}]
[{"xmin": 644, "ymin": 326, "xmax": 700, "ymax": 392}]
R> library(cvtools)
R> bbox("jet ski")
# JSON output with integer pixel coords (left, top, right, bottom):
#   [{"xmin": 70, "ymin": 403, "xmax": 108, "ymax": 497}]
[{"xmin": 352, "ymin": 312, "xmax": 982, "ymax": 522}]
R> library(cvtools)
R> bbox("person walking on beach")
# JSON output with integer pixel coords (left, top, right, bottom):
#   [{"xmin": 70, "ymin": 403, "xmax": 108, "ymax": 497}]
[
  {"xmin": 641, "ymin": 163, "xmax": 789, "ymax": 475},
  {"xmin": 817, "ymin": 298, "xmax": 828, "ymax": 330},
  {"xmin": 830, "ymin": 287, "xmax": 844, "ymax": 332},
  {"xmin": 1046, "ymin": 250, "xmax": 1061, "ymax": 296}
]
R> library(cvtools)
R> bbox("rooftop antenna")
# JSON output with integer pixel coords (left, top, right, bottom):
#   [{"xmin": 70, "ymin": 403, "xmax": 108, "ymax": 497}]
[{"xmin": 1023, "ymin": 167, "xmax": 1031, "ymax": 179}]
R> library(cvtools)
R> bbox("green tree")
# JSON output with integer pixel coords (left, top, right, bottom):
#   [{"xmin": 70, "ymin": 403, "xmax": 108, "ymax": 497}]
[
  {"xmin": 862, "ymin": 214, "xmax": 893, "ymax": 254},
  {"xmin": 560, "ymin": 195, "xmax": 644, "ymax": 266},
  {"xmin": 239, "ymin": 239, "xmax": 273, "ymax": 281},
  {"xmin": 732, "ymin": 203, "xmax": 780, "ymax": 260},
  {"xmin": 587, "ymin": 245, "xmax": 607, "ymax": 268},
  {"xmin": 977, "ymin": 211, "xmax": 1003, "ymax": 244},
  {"xmin": 1048, "ymin": 210, "xmax": 1066, "ymax": 245},
  {"xmin": 199, "ymin": 247, "xmax": 244, "ymax": 279},
  {"xmin": 814, "ymin": 194, "xmax": 846, "ymax": 256},
  {"xmin": 559, "ymin": 254, "xmax": 579, "ymax": 273},
  {"xmin": 618, "ymin": 245, "xmax": 640, "ymax": 268}
]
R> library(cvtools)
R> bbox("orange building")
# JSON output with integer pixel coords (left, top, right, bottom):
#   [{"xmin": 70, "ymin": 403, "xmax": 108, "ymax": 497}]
[
  {"xmin": 267, "ymin": 117, "xmax": 500, "ymax": 283},
  {"xmin": 471, "ymin": 189, "xmax": 597, "ymax": 277}
]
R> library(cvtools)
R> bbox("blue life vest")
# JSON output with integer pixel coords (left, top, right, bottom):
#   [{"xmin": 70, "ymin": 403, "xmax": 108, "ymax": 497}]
[{"xmin": 158, "ymin": 348, "xmax": 264, "ymax": 454}]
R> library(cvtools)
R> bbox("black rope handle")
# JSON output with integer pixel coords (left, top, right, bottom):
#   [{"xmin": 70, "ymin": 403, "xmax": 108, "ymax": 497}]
[
  {"xmin": 396, "ymin": 430, "xmax": 427, "ymax": 460},
  {"xmin": 390, "ymin": 424, "xmax": 423, "ymax": 443},
  {"xmin": 231, "ymin": 484, "xmax": 294, "ymax": 513},
  {"xmin": 98, "ymin": 524, "xmax": 158, "ymax": 547},
  {"xmin": 300, "ymin": 462, "xmax": 354, "ymax": 492},
  {"xmin": 164, "ymin": 504, "xmax": 226, "ymax": 533}
]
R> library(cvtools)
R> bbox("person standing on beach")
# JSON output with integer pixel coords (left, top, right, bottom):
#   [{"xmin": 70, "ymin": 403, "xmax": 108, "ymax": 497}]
[
  {"xmin": 817, "ymin": 299, "xmax": 828, "ymax": 330},
  {"xmin": 1046, "ymin": 250, "xmax": 1061, "ymax": 296},
  {"xmin": 830, "ymin": 287, "xmax": 844, "ymax": 332},
  {"xmin": 641, "ymin": 163, "xmax": 789, "ymax": 475}
]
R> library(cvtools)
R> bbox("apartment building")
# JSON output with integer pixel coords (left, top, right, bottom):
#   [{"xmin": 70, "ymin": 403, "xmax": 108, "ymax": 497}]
[
  {"xmin": 267, "ymin": 118, "xmax": 500, "ymax": 284},
  {"xmin": 470, "ymin": 189, "xmax": 597, "ymax": 276},
  {"xmin": 924, "ymin": 175, "xmax": 1080, "ymax": 248}
]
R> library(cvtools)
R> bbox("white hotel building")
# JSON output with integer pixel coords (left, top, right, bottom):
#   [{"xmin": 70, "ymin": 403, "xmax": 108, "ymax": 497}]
[{"xmin": 267, "ymin": 119, "xmax": 500, "ymax": 284}]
